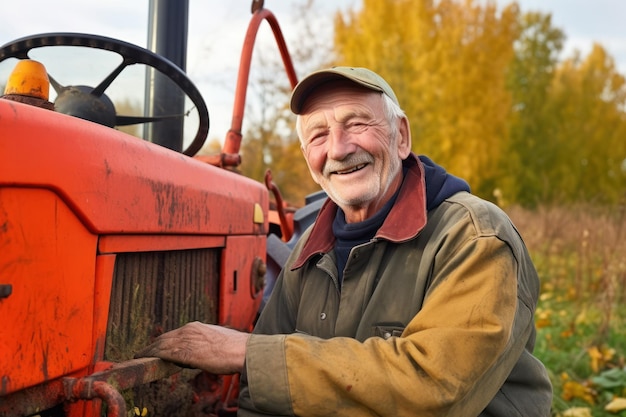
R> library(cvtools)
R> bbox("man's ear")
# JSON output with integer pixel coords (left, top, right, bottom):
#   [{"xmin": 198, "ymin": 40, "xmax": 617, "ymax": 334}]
[{"xmin": 397, "ymin": 116, "xmax": 412, "ymax": 159}]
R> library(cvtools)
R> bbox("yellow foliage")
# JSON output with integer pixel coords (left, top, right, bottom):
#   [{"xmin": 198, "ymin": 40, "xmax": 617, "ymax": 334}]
[
  {"xmin": 575, "ymin": 309, "xmax": 590, "ymax": 326},
  {"xmin": 539, "ymin": 291, "xmax": 553, "ymax": 301},
  {"xmin": 333, "ymin": 0, "xmax": 626, "ymax": 206},
  {"xmin": 605, "ymin": 397, "xmax": 626, "ymax": 413},
  {"xmin": 587, "ymin": 345, "xmax": 616, "ymax": 373},
  {"xmin": 561, "ymin": 372, "xmax": 597, "ymax": 405},
  {"xmin": 546, "ymin": 43, "xmax": 626, "ymax": 204},
  {"xmin": 588, "ymin": 346, "xmax": 603, "ymax": 374},
  {"xmin": 559, "ymin": 407, "xmax": 593, "ymax": 417},
  {"xmin": 535, "ymin": 308, "xmax": 552, "ymax": 329},
  {"xmin": 134, "ymin": 406, "xmax": 148, "ymax": 416},
  {"xmin": 561, "ymin": 380, "xmax": 597, "ymax": 405}
]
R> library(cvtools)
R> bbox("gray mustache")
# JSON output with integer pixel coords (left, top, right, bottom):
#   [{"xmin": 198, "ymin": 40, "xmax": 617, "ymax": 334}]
[{"xmin": 323, "ymin": 153, "xmax": 374, "ymax": 176}]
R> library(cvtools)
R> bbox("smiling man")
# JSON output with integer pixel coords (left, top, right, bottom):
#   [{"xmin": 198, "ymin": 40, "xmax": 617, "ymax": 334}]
[
  {"xmin": 137, "ymin": 66, "xmax": 552, "ymax": 416},
  {"xmin": 296, "ymin": 76, "xmax": 409, "ymax": 223}
]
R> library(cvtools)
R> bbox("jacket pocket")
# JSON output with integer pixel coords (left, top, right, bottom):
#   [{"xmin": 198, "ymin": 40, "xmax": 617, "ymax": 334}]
[{"xmin": 372, "ymin": 322, "xmax": 405, "ymax": 339}]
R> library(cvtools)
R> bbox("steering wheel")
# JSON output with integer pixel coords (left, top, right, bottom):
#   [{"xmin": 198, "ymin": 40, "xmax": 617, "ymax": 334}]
[{"xmin": 0, "ymin": 33, "xmax": 209, "ymax": 156}]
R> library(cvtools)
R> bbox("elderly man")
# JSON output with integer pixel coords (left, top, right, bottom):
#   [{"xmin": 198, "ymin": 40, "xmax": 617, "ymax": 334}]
[{"xmin": 137, "ymin": 67, "xmax": 552, "ymax": 416}]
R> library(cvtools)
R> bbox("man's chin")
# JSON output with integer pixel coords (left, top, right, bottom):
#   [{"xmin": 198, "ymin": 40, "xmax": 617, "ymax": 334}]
[{"xmin": 328, "ymin": 189, "xmax": 376, "ymax": 210}]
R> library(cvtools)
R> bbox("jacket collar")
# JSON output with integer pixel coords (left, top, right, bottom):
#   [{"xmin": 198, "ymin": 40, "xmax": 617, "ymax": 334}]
[{"xmin": 291, "ymin": 153, "xmax": 427, "ymax": 270}]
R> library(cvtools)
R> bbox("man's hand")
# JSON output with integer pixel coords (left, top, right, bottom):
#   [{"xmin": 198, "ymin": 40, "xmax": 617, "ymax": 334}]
[{"xmin": 135, "ymin": 322, "xmax": 250, "ymax": 375}]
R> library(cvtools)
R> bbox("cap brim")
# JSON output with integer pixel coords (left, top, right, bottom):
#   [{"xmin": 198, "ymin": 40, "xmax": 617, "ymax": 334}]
[{"xmin": 290, "ymin": 68, "xmax": 386, "ymax": 114}]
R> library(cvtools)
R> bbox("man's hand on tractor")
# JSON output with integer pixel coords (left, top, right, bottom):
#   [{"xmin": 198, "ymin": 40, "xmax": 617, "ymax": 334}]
[{"xmin": 135, "ymin": 322, "xmax": 249, "ymax": 374}]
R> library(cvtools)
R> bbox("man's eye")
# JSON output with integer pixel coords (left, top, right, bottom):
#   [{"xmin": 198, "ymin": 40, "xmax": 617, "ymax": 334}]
[
  {"xmin": 307, "ymin": 132, "xmax": 327, "ymax": 143},
  {"xmin": 346, "ymin": 122, "xmax": 368, "ymax": 131}
]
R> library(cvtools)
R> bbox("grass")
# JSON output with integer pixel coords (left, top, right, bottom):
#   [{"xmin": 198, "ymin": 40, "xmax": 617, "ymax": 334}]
[{"xmin": 506, "ymin": 203, "xmax": 626, "ymax": 416}]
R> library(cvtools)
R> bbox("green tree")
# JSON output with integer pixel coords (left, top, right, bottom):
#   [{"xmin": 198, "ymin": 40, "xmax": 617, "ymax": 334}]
[{"xmin": 503, "ymin": 11, "xmax": 565, "ymax": 207}]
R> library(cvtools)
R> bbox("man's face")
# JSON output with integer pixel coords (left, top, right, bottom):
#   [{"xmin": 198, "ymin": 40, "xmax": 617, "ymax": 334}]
[{"xmin": 298, "ymin": 82, "xmax": 410, "ymax": 222}]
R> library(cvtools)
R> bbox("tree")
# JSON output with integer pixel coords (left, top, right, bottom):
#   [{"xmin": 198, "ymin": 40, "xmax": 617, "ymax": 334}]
[
  {"xmin": 545, "ymin": 44, "xmax": 626, "ymax": 204},
  {"xmin": 503, "ymin": 11, "xmax": 565, "ymax": 207},
  {"xmin": 334, "ymin": 1, "xmax": 626, "ymax": 207},
  {"xmin": 334, "ymin": 0, "xmax": 520, "ymax": 199}
]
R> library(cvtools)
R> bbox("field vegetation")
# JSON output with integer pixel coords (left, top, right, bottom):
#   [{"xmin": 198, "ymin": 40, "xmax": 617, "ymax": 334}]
[{"xmin": 508, "ymin": 204, "xmax": 626, "ymax": 416}]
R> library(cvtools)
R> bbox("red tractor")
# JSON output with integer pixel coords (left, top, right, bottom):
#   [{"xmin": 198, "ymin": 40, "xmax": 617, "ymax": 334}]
[{"xmin": 0, "ymin": 2, "xmax": 320, "ymax": 415}]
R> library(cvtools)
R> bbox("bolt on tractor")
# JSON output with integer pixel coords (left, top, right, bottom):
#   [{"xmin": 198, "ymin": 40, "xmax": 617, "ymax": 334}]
[{"xmin": 0, "ymin": 1, "xmax": 323, "ymax": 415}]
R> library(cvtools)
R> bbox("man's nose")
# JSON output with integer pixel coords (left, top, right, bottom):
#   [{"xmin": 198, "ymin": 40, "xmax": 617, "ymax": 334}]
[{"xmin": 327, "ymin": 126, "xmax": 356, "ymax": 160}]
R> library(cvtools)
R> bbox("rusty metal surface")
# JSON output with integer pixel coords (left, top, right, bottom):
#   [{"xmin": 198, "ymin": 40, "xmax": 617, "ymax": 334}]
[
  {"xmin": 0, "ymin": 358, "xmax": 180, "ymax": 417},
  {"xmin": 0, "ymin": 378, "xmax": 65, "ymax": 417},
  {"xmin": 65, "ymin": 357, "xmax": 181, "ymax": 398},
  {"xmin": 65, "ymin": 380, "xmax": 126, "ymax": 417},
  {"xmin": 1, "ymin": 94, "xmax": 55, "ymax": 110}
]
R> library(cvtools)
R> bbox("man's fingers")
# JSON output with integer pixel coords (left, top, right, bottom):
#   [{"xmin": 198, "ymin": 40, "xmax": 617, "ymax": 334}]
[
  {"xmin": 135, "ymin": 338, "xmax": 192, "ymax": 365},
  {"xmin": 134, "ymin": 344, "xmax": 165, "ymax": 360},
  {"xmin": 134, "ymin": 322, "xmax": 249, "ymax": 374}
]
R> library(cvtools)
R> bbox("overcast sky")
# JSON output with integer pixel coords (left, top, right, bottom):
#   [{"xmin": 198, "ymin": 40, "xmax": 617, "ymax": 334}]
[{"xmin": 1, "ymin": 0, "xmax": 625, "ymax": 144}]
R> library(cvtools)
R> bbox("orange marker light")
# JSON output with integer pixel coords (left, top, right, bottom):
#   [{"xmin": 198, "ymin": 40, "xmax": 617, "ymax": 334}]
[{"xmin": 4, "ymin": 59, "xmax": 50, "ymax": 100}]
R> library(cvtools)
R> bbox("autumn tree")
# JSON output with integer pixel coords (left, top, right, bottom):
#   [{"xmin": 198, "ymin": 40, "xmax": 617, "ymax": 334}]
[
  {"xmin": 503, "ymin": 13, "xmax": 626, "ymax": 207},
  {"xmin": 334, "ymin": 0, "xmax": 521, "ymax": 199},
  {"xmin": 544, "ymin": 44, "xmax": 626, "ymax": 205}
]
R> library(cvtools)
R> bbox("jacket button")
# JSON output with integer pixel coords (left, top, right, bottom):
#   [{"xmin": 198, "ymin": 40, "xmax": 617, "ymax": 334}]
[{"xmin": 320, "ymin": 313, "xmax": 327, "ymax": 320}]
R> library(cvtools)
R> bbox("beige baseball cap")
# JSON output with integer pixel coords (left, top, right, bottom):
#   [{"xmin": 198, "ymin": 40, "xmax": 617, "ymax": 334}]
[{"xmin": 289, "ymin": 66, "xmax": 399, "ymax": 114}]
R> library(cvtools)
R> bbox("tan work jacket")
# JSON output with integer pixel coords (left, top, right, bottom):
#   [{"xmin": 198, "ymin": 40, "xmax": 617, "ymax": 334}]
[{"xmin": 238, "ymin": 154, "xmax": 552, "ymax": 416}]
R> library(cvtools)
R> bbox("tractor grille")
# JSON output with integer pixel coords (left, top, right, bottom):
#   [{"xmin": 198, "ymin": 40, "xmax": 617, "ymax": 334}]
[{"xmin": 105, "ymin": 248, "xmax": 220, "ymax": 362}]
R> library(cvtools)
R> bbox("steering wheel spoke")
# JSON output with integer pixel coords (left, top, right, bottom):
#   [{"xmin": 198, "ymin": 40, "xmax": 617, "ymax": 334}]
[{"xmin": 91, "ymin": 59, "xmax": 133, "ymax": 97}]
